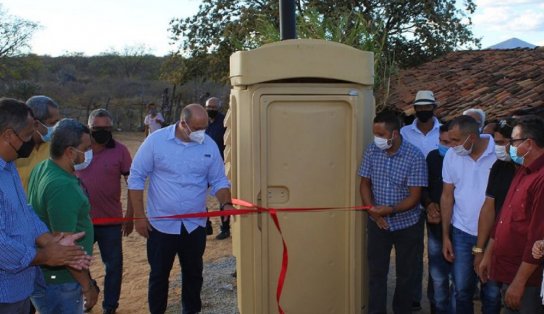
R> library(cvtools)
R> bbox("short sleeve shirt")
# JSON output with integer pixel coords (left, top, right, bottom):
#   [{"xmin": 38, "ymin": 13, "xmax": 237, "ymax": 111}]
[
  {"xmin": 358, "ymin": 139, "xmax": 428, "ymax": 231},
  {"xmin": 77, "ymin": 140, "xmax": 132, "ymax": 221},
  {"xmin": 485, "ymin": 160, "xmax": 516, "ymax": 215},
  {"xmin": 28, "ymin": 160, "xmax": 94, "ymax": 284}
]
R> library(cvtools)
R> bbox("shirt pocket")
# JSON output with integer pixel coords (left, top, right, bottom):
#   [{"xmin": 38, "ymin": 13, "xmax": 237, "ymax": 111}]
[
  {"xmin": 185, "ymin": 154, "xmax": 213, "ymax": 176},
  {"xmin": 153, "ymin": 153, "xmax": 170, "ymax": 172}
]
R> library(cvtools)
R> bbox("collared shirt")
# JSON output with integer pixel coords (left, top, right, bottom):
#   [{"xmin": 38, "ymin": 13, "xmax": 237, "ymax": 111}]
[
  {"xmin": 490, "ymin": 153, "xmax": 544, "ymax": 286},
  {"xmin": 29, "ymin": 160, "xmax": 94, "ymax": 284},
  {"xmin": 442, "ymin": 134, "xmax": 496, "ymax": 236},
  {"xmin": 400, "ymin": 117, "xmax": 441, "ymax": 158},
  {"xmin": 76, "ymin": 140, "xmax": 132, "ymax": 221},
  {"xmin": 15, "ymin": 142, "xmax": 50, "ymax": 192},
  {"xmin": 205, "ymin": 113, "xmax": 226, "ymax": 160},
  {"xmin": 128, "ymin": 124, "xmax": 231, "ymax": 234},
  {"xmin": 0, "ymin": 157, "xmax": 49, "ymax": 303},
  {"xmin": 358, "ymin": 139, "xmax": 428, "ymax": 231}
]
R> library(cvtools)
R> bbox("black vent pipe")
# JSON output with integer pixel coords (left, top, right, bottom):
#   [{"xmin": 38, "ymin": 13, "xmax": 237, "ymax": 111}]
[{"xmin": 280, "ymin": 0, "xmax": 296, "ymax": 40}]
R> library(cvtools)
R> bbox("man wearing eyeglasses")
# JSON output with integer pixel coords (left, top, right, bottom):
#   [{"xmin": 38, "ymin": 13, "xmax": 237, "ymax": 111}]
[
  {"xmin": 482, "ymin": 115, "xmax": 544, "ymax": 313},
  {"xmin": 16, "ymin": 95, "xmax": 61, "ymax": 192},
  {"xmin": 76, "ymin": 109, "xmax": 133, "ymax": 314}
]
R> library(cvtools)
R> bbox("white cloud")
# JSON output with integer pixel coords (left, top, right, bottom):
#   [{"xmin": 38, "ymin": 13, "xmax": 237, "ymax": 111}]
[
  {"xmin": 477, "ymin": 0, "xmax": 543, "ymax": 8},
  {"xmin": 474, "ymin": 6, "xmax": 544, "ymax": 32}
]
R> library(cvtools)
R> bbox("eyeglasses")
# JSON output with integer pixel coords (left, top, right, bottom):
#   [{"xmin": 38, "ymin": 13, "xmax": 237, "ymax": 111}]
[{"xmin": 509, "ymin": 138, "xmax": 528, "ymax": 147}]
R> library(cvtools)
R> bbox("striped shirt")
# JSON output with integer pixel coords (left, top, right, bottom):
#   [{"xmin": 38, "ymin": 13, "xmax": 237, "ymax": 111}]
[
  {"xmin": 358, "ymin": 139, "xmax": 428, "ymax": 231},
  {"xmin": 0, "ymin": 157, "xmax": 49, "ymax": 303}
]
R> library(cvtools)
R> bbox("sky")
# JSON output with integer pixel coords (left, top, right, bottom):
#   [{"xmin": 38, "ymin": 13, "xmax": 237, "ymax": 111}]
[{"xmin": 1, "ymin": 0, "xmax": 543, "ymax": 57}]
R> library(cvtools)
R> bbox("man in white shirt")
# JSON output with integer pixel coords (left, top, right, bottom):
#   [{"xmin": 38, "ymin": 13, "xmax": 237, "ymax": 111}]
[
  {"xmin": 400, "ymin": 90, "xmax": 441, "ymax": 310},
  {"xmin": 441, "ymin": 115, "xmax": 501, "ymax": 313},
  {"xmin": 400, "ymin": 90, "xmax": 441, "ymax": 158}
]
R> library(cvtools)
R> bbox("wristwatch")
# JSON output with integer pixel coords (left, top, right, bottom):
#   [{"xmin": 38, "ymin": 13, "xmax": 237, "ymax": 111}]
[{"xmin": 472, "ymin": 246, "xmax": 484, "ymax": 255}]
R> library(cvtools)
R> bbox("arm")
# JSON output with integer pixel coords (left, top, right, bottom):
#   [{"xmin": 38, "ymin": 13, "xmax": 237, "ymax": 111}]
[
  {"xmin": 370, "ymin": 186, "xmax": 422, "ymax": 216},
  {"xmin": 68, "ymin": 268, "xmax": 99, "ymax": 311},
  {"xmin": 504, "ymin": 262, "xmax": 540, "ymax": 310},
  {"xmin": 440, "ymin": 182, "xmax": 455, "ymax": 262},
  {"xmin": 473, "ymin": 197, "xmax": 496, "ymax": 272},
  {"xmin": 123, "ymin": 176, "xmax": 134, "ymax": 236}
]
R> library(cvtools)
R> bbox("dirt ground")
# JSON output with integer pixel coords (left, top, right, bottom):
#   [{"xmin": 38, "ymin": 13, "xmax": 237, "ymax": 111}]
[{"xmin": 87, "ymin": 132, "xmax": 233, "ymax": 313}]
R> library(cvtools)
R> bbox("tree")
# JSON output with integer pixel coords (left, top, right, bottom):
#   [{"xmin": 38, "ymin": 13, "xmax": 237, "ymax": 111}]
[
  {"xmin": 169, "ymin": 0, "xmax": 480, "ymax": 83},
  {"xmin": 0, "ymin": 5, "xmax": 39, "ymax": 59}
]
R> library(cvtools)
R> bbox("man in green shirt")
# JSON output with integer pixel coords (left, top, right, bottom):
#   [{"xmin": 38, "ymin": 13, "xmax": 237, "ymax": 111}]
[{"xmin": 29, "ymin": 118, "xmax": 99, "ymax": 314}]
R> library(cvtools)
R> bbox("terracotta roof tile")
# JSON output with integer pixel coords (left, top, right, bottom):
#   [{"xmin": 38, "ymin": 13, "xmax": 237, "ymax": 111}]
[{"xmin": 386, "ymin": 48, "xmax": 544, "ymax": 120}]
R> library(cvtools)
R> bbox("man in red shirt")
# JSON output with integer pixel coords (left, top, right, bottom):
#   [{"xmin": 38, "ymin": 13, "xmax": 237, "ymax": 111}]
[
  {"xmin": 77, "ymin": 109, "xmax": 133, "ymax": 314},
  {"xmin": 480, "ymin": 115, "xmax": 544, "ymax": 313}
]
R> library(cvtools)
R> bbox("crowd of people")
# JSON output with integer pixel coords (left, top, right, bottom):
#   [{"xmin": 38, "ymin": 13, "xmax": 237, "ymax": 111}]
[
  {"xmin": 360, "ymin": 90, "xmax": 544, "ymax": 314},
  {"xmin": 0, "ymin": 96, "xmax": 231, "ymax": 314},
  {"xmin": 2, "ymin": 89, "xmax": 544, "ymax": 314}
]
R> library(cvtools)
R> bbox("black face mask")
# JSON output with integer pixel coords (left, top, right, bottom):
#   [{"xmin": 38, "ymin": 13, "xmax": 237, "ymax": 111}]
[
  {"xmin": 207, "ymin": 110, "xmax": 218, "ymax": 119},
  {"xmin": 92, "ymin": 129, "xmax": 113, "ymax": 145},
  {"xmin": 15, "ymin": 138, "xmax": 35, "ymax": 159},
  {"xmin": 415, "ymin": 110, "xmax": 434, "ymax": 123}
]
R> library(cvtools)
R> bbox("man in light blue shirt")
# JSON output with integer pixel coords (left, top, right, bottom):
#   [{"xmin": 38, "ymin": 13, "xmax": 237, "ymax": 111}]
[
  {"xmin": 0, "ymin": 98, "xmax": 90, "ymax": 313},
  {"xmin": 128, "ymin": 103, "xmax": 232, "ymax": 314}
]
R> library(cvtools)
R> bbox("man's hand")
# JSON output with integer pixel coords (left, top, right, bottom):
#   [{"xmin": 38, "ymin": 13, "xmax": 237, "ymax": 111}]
[
  {"xmin": 135, "ymin": 217, "xmax": 152, "ymax": 238},
  {"xmin": 122, "ymin": 220, "xmax": 134, "ymax": 237},
  {"xmin": 368, "ymin": 211, "xmax": 389, "ymax": 230},
  {"xmin": 83, "ymin": 281, "xmax": 99, "ymax": 312},
  {"xmin": 442, "ymin": 237, "xmax": 455, "ymax": 262},
  {"xmin": 532, "ymin": 240, "xmax": 544, "ymax": 259},
  {"xmin": 369, "ymin": 205, "xmax": 394, "ymax": 217},
  {"xmin": 221, "ymin": 204, "xmax": 234, "ymax": 223},
  {"xmin": 504, "ymin": 279, "xmax": 525, "ymax": 311},
  {"xmin": 426, "ymin": 203, "xmax": 441, "ymax": 224},
  {"xmin": 36, "ymin": 232, "xmax": 91, "ymax": 270},
  {"xmin": 478, "ymin": 251, "xmax": 491, "ymax": 283}
]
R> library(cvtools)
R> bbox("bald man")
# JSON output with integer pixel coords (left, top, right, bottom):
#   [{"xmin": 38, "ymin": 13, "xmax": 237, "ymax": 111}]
[{"xmin": 128, "ymin": 104, "xmax": 233, "ymax": 314}]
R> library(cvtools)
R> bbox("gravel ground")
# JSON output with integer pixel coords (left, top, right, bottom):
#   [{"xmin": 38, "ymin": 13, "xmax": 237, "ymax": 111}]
[{"xmin": 165, "ymin": 256, "xmax": 239, "ymax": 314}]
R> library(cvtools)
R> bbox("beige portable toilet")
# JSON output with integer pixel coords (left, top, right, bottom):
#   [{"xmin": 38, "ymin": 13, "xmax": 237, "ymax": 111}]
[{"xmin": 225, "ymin": 39, "xmax": 374, "ymax": 314}]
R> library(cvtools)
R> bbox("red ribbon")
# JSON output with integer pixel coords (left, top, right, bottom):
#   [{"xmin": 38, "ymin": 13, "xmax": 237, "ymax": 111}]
[{"xmin": 93, "ymin": 199, "xmax": 371, "ymax": 314}]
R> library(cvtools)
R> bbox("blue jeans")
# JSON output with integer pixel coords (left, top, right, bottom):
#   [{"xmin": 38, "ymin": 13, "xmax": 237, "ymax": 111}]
[
  {"xmin": 451, "ymin": 227, "xmax": 501, "ymax": 314},
  {"xmin": 94, "ymin": 224, "xmax": 123, "ymax": 311},
  {"xmin": 31, "ymin": 281, "xmax": 83, "ymax": 314},
  {"xmin": 427, "ymin": 222, "xmax": 453, "ymax": 314}
]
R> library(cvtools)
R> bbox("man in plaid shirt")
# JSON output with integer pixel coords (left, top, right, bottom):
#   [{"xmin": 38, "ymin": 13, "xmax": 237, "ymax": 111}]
[{"xmin": 359, "ymin": 111, "xmax": 428, "ymax": 314}]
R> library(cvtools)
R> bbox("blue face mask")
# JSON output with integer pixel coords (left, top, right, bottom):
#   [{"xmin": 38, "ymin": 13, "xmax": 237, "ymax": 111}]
[
  {"xmin": 438, "ymin": 144, "xmax": 449, "ymax": 157},
  {"xmin": 40, "ymin": 125, "xmax": 54, "ymax": 142},
  {"xmin": 509, "ymin": 145, "xmax": 525, "ymax": 165}
]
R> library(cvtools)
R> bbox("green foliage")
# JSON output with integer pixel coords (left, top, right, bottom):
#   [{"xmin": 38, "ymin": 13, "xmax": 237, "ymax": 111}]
[{"xmin": 168, "ymin": 0, "xmax": 481, "ymax": 104}]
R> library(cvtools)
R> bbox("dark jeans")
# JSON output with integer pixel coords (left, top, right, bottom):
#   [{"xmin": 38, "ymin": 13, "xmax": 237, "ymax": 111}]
[
  {"xmin": 413, "ymin": 213, "xmax": 425, "ymax": 304},
  {"xmin": 147, "ymin": 225, "xmax": 206, "ymax": 314},
  {"xmin": 427, "ymin": 221, "xmax": 453, "ymax": 314},
  {"xmin": 368, "ymin": 217, "xmax": 424, "ymax": 314},
  {"xmin": 0, "ymin": 298, "xmax": 31, "ymax": 314},
  {"xmin": 94, "ymin": 224, "xmax": 123, "ymax": 311},
  {"xmin": 501, "ymin": 284, "xmax": 544, "ymax": 314}
]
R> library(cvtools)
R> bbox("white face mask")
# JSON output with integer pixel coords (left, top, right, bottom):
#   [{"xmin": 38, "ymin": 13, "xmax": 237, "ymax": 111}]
[
  {"xmin": 494, "ymin": 144, "xmax": 511, "ymax": 162},
  {"xmin": 73, "ymin": 148, "xmax": 93, "ymax": 171},
  {"xmin": 374, "ymin": 135, "xmax": 393, "ymax": 150},
  {"xmin": 453, "ymin": 135, "xmax": 473, "ymax": 156},
  {"xmin": 189, "ymin": 130, "xmax": 206, "ymax": 144},
  {"xmin": 183, "ymin": 119, "xmax": 206, "ymax": 144}
]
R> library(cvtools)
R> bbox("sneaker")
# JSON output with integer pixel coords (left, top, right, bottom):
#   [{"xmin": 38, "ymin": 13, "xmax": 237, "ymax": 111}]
[
  {"xmin": 206, "ymin": 220, "xmax": 213, "ymax": 235},
  {"xmin": 411, "ymin": 301, "xmax": 422, "ymax": 311},
  {"xmin": 215, "ymin": 229, "xmax": 230, "ymax": 240},
  {"xmin": 103, "ymin": 309, "xmax": 116, "ymax": 314}
]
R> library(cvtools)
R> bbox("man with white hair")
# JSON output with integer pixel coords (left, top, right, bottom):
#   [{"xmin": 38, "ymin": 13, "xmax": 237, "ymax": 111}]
[
  {"xmin": 463, "ymin": 108, "xmax": 486, "ymax": 132},
  {"xmin": 16, "ymin": 95, "xmax": 61, "ymax": 192}
]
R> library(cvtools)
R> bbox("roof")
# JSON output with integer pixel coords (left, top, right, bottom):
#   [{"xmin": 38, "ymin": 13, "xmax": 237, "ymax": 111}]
[{"xmin": 386, "ymin": 47, "xmax": 544, "ymax": 121}]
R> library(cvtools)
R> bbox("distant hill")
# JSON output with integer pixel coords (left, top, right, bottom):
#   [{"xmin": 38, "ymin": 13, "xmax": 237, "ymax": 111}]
[{"xmin": 487, "ymin": 38, "xmax": 536, "ymax": 49}]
